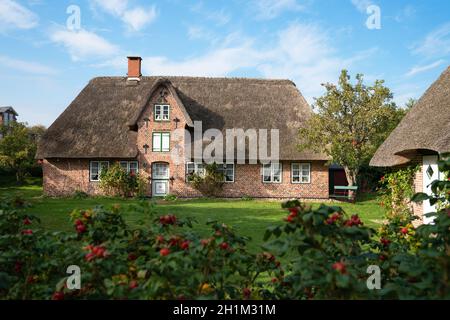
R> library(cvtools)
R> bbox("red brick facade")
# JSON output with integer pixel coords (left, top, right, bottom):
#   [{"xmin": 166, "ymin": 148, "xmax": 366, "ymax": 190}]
[{"xmin": 42, "ymin": 84, "xmax": 329, "ymax": 199}]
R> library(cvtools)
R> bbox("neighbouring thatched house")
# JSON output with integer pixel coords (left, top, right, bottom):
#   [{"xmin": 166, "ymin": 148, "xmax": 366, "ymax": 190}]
[
  {"xmin": 37, "ymin": 56, "xmax": 329, "ymax": 198},
  {"xmin": 370, "ymin": 66, "xmax": 450, "ymax": 224}
]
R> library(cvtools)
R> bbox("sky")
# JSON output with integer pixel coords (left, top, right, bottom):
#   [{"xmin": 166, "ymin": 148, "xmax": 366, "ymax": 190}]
[{"xmin": 0, "ymin": 0, "xmax": 449, "ymax": 126}]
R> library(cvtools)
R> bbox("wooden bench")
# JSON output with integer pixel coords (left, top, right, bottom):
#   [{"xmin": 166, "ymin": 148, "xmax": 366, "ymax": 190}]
[{"xmin": 332, "ymin": 185, "xmax": 358, "ymax": 202}]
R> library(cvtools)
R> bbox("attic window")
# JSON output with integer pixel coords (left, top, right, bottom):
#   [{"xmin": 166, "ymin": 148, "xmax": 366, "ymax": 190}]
[
  {"xmin": 426, "ymin": 165, "xmax": 434, "ymax": 179},
  {"xmin": 154, "ymin": 105, "xmax": 170, "ymax": 121}
]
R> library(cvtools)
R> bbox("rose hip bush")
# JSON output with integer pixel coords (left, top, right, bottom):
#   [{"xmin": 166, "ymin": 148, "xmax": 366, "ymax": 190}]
[{"xmin": 0, "ymin": 199, "xmax": 280, "ymax": 300}]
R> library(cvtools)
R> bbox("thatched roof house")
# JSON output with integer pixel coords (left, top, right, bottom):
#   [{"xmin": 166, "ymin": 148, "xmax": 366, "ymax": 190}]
[
  {"xmin": 37, "ymin": 56, "xmax": 329, "ymax": 199},
  {"xmin": 370, "ymin": 66, "xmax": 450, "ymax": 167},
  {"xmin": 370, "ymin": 66, "xmax": 450, "ymax": 224}
]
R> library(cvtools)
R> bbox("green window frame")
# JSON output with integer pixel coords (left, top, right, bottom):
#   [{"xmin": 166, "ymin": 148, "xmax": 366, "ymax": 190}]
[
  {"xmin": 152, "ymin": 132, "xmax": 170, "ymax": 152},
  {"xmin": 154, "ymin": 104, "xmax": 170, "ymax": 121}
]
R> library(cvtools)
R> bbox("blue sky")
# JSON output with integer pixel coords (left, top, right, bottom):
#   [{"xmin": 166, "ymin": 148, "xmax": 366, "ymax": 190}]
[{"xmin": 0, "ymin": 0, "xmax": 449, "ymax": 126}]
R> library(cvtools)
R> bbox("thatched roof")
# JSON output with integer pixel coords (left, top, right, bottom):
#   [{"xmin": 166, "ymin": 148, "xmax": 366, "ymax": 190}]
[
  {"xmin": 370, "ymin": 66, "xmax": 450, "ymax": 167},
  {"xmin": 37, "ymin": 76, "xmax": 327, "ymax": 161},
  {"xmin": 0, "ymin": 106, "xmax": 18, "ymax": 116}
]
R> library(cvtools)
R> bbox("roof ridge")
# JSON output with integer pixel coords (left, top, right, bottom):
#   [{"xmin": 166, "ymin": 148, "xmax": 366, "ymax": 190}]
[{"xmin": 90, "ymin": 76, "xmax": 295, "ymax": 85}]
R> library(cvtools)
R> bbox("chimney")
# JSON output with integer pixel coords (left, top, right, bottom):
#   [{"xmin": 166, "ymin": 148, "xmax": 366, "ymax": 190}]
[{"xmin": 127, "ymin": 56, "xmax": 142, "ymax": 81}]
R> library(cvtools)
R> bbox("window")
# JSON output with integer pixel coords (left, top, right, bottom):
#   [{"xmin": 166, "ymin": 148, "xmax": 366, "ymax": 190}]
[
  {"xmin": 185, "ymin": 162, "xmax": 205, "ymax": 181},
  {"xmin": 217, "ymin": 164, "xmax": 235, "ymax": 182},
  {"xmin": 90, "ymin": 161, "xmax": 109, "ymax": 181},
  {"xmin": 120, "ymin": 161, "xmax": 139, "ymax": 175},
  {"xmin": 291, "ymin": 163, "xmax": 310, "ymax": 184},
  {"xmin": 262, "ymin": 163, "xmax": 282, "ymax": 183},
  {"xmin": 152, "ymin": 163, "xmax": 169, "ymax": 179},
  {"xmin": 154, "ymin": 105, "xmax": 170, "ymax": 121},
  {"xmin": 3, "ymin": 113, "xmax": 9, "ymax": 126},
  {"xmin": 152, "ymin": 132, "xmax": 170, "ymax": 152}
]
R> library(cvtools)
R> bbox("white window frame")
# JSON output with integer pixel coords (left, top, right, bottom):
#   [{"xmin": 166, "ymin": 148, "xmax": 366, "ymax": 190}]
[
  {"xmin": 119, "ymin": 161, "xmax": 139, "ymax": 174},
  {"xmin": 185, "ymin": 162, "xmax": 205, "ymax": 182},
  {"xmin": 217, "ymin": 163, "xmax": 235, "ymax": 183},
  {"xmin": 152, "ymin": 162, "xmax": 169, "ymax": 179},
  {"xmin": 90, "ymin": 161, "xmax": 109, "ymax": 182},
  {"xmin": 262, "ymin": 163, "xmax": 282, "ymax": 184},
  {"xmin": 154, "ymin": 104, "xmax": 170, "ymax": 121},
  {"xmin": 291, "ymin": 163, "xmax": 311, "ymax": 184},
  {"xmin": 152, "ymin": 132, "xmax": 170, "ymax": 152}
]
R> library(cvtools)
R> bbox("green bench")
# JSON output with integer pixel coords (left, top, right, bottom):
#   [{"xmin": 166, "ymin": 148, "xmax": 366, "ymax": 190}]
[{"xmin": 332, "ymin": 185, "xmax": 358, "ymax": 202}]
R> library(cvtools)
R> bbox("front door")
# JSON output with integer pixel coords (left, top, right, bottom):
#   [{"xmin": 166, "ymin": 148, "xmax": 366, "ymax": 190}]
[
  {"xmin": 422, "ymin": 155, "xmax": 440, "ymax": 224},
  {"xmin": 152, "ymin": 163, "xmax": 169, "ymax": 197}
]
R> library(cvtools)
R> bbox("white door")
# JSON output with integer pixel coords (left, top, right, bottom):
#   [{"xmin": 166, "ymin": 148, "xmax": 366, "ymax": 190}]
[
  {"xmin": 422, "ymin": 155, "xmax": 440, "ymax": 224},
  {"xmin": 152, "ymin": 163, "xmax": 169, "ymax": 196}
]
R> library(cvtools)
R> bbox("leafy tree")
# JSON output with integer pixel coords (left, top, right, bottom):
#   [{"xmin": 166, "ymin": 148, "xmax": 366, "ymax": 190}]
[
  {"xmin": 299, "ymin": 70, "xmax": 405, "ymax": 186},
  {"xmin": 0, "ymin": 122, "xmax": 42, "ymax": 183}
]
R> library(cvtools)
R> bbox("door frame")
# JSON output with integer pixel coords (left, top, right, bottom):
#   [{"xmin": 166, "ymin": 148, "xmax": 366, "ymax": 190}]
[
  {"xmin": 151, "ymin": 162, "xmax": 170, "ymax": 197},
  {"xmin": 422, "ymin": 155, "xmax": 440, "ymax": 224}
]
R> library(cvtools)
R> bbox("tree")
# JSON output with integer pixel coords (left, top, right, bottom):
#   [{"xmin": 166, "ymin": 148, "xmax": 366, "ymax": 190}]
[
  {"xmin": 0, "ymin": 122, "xmax": 42, "ymax": 182},
  {"xmin": 299, "ymin": 70, "xmax": 404, "ymax": 186}
]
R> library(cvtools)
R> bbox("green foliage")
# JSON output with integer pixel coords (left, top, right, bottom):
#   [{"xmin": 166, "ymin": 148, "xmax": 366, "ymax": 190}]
[
  {"xmin": 99, "ymin": 163, "xmax": 146, "ymax": 198},
  {"xmin": 163, "ymin": 194, "xmax": 178, "ymax": 201},
  {"xmin": 299, "ymin": 70, "xmax": 405, "ymax": 185},
  {"xmin": 189, "ymin": 163, "xmax": 224, "ymax": 197},
  {"xmin": 0, "ymin": 122, "xmax": 45, "ymax": 183},
  {"xmin": 0, "ymin": 199, "xmax": 279, "ymax": 300},
  {"xmin": 378, "ymin": 166, "xmax": 418, "ymax": 221}
]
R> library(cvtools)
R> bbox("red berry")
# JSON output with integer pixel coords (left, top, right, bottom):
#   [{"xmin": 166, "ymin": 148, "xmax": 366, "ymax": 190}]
[
  {"xmin": 52, "ymin": 291, "xmax": 64, "ymax": 300},
  {"xmin": 180, "ymin": 241, "xmax": 190, "ymax": 250},
  {"xmin": 379, "ymin": 255, "xmax": 386, "ymax": 261},
  {"xmin": 332, "ymin": 261, "xmax": 347, "ymax": 274},
  {"xmin": 93, "ymin": 246, "xmax": 106, "ymax": 258},
  {"xmin": 271, "ymin": 278, "xmax": 278, "ymax": 283},
  {"xmin": 129, "ymin": 280, "xmax": 138, "ymax": 289},
  {"xmin": 243, "ymin": 288, "xmax": 251, "ymax": 299},
  {"xmin": 219, "ymin": 242, "xmax": 229, "ymax": 250},
  {"xmin": 156, "ymin": 235, "xmax": 165, "ymax": 243},
  {"xmin": 128, "ymin": 253, "xmax": 137, "ymax": 261},
  {"xmin": 76, "ymin": 223, "xmax": 86, "ymax": 234},
  {"xmin": 288, "ymin": 207, "xmax": 299, "ymax": 217},
  {"xmin": 380, "ymin": 238, "xmax": 391, "ymax": 247},
  {"xmin": 85, "ymin": 252, "xmax": 96, "ymax": 262},
  {"xmin": 23, "ymin": 218, "xmax": 32, "ymax": 225},
  {"xmin": 286, "ymin": 214, "xmax": 295, "ymax": 223},
  {"xmin": 21, "ymin": 229, "xmax": 33, "ymax": 235},
  {"xmin": 401, "ymin": 227, "xmax": 408, "ymax": 235},
  {"xmin": 160, "ymin": 248, "xmax": 170, "ymax": 256},
  {"xmin": 75, "ymin": 219, "xmax": 83, "ymax": 226},
  {"xmin": 200, "ymin": 239, "xmax": 210, "ymax": 246}
]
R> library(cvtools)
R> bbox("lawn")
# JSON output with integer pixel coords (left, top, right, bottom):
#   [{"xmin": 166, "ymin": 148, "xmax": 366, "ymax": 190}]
[{"xmin": 0, "ymin": 179, "xmax": 386, "ymax": 253}]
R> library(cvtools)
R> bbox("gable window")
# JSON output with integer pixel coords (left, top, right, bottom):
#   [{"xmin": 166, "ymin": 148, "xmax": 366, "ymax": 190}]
[
  {"xmin": 90, "ymin": 161, "xmax": 109, "ymax": 181},
  {"xmin": 291, "ymin": 163, "xmax": 310, "ymax": 184},
  {"xmin": 185, "ymin": 162, "xmax": 205, "ymax": 182},
  {"xmin": 119, "ymin": 161, "xmax": 139, "ymax": 175},
  {"xmin": 217, "ymin": 164, "xmax": 235, "ymax": 182},
  {"xmin": 262, "ymin": 163, "xmax": 282, "ymax": 183},
  {"xmin": 154, "ymin": 105, "xmax": 170, "ymax": 121},
  {"xmin": 152, "ymin": 132, "xmax": 170, "ymax": 152}
]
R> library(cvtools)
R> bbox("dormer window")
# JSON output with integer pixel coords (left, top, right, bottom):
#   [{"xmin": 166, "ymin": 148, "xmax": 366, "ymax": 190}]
[{"xmin": 154, "ymin": 104, "xmax": 170, "ymax": 121}]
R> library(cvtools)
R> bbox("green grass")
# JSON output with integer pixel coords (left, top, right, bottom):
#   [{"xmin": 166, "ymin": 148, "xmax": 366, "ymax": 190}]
[{"xmin": 0, "ymin": 180, "xmax": 386, "ymax": 253}]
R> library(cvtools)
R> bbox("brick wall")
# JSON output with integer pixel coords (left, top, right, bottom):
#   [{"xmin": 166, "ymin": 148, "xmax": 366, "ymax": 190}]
[{"xmin": 42, "ymin": 83, "xmax": 329, "ymax": 199}]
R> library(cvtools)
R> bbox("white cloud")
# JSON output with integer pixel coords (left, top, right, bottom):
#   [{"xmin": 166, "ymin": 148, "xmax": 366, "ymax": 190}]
[
  {"xmin": 190, "ymin": 3, "xmax": 231, "ymax": 26},
  {"xmin": 412, "ymin": 23, "xmax": 450, "ymax": 59},
  {"xmin": 0, "ymin": 0, "xmax": 38, "ymax": 31},
  {"xmin": 405, "ymin": 60, "xmax": 446, "ymax": 77},
  {"xmin": 121, "ymin": 6, "xmax": 157, "ymax": 31},
  {"xmin": 252, "ymin": 0, "xmax": 305, "ymax": 19},
  {"xmin": 91, "ymin": 0, "xmax": 157, "ymax": 31},
  {"xmin": 351, "ymin": 0, "xmax": 372, "ymax": 13},
  {"xmin": 134, "ymin": 23, "xmax": 375, "ymax": 102},
  {"xmin": 50, "ymin": 28, "xmax": 119, "ymax": 61},
  {"xmin": 0, "ymin": 55, "xmax": 56, "ymax": 75}
]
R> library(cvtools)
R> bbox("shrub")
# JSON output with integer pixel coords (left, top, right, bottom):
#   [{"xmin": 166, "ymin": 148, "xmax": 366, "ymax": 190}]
[
  {"xmin": 99, "ymin": 164, "xmax": 146, "ymax": 198},
  {"xmin": 189, "ymin": 163, "xmax": 224, "ymax": 197},
  {"xmin": 378, "ymin": 166, "xmax": 418, "ymax": 221}
]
